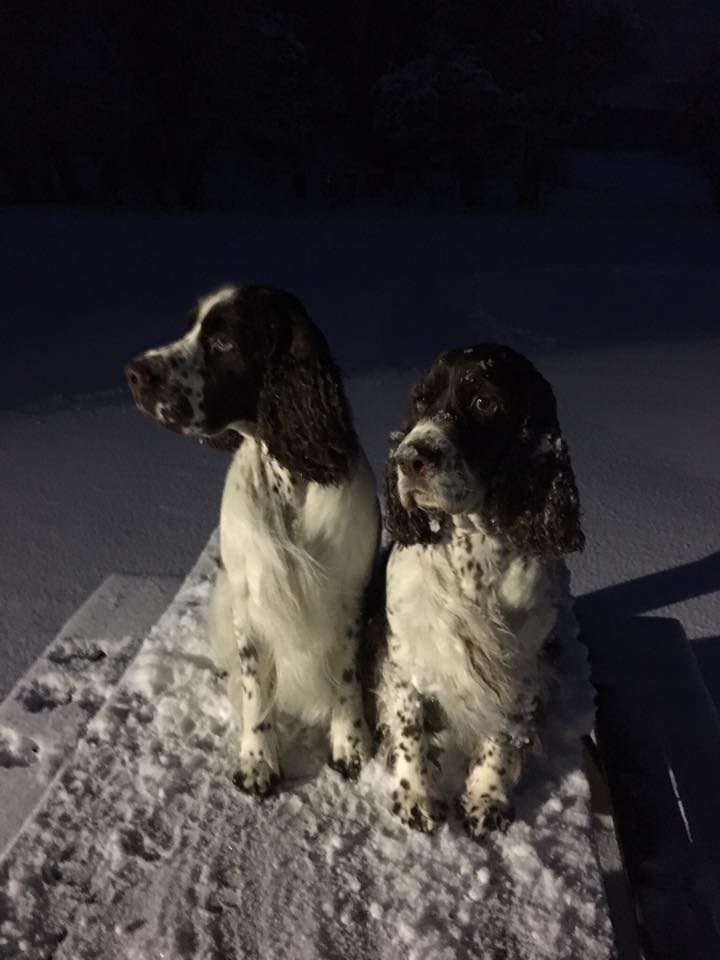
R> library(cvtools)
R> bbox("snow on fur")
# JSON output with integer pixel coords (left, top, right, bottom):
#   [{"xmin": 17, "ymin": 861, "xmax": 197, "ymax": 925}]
[{"xmin": 0, "ymin": 534, "xmax": 612, "ymax": 960}]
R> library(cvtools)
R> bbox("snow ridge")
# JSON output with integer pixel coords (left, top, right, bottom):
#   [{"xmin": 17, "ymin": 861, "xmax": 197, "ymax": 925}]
[{"xmin": 0, "ymin": 535, "xmax": 613, "ymax": 960}]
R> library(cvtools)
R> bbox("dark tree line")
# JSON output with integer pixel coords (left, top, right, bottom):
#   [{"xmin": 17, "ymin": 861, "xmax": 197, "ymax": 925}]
[{"xmin": 0, "ymin": 0, "xmax": 644, "ymax": 208}]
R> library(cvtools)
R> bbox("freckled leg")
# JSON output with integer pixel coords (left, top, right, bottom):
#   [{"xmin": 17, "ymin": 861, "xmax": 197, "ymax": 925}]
[
  {"xmin": 381, "ymin": 667, "xmax": 442, "ymax": 833},
  {"xmin": 328, "ymin": 612, "xmax": 372, "ymax": 781},
  {"xmin": 459, "ymin": 736, "xmax": 524, "ymax": 839},
  {"xmin": 231, "ymin": 635, "xmax": 280, "ymax": 797}
]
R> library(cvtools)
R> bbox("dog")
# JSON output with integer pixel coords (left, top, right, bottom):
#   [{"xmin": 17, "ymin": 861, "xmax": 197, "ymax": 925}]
[
  {"xmin": 126, "ymin": 284, "xmax": 379, "ymax": 795},
  {"xmin": 377, "ymin": 343, "xmax": 584, "ymax": 838}
]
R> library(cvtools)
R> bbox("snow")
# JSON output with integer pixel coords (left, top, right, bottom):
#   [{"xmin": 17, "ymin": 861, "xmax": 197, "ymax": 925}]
[
  {"xmin": 0, "ymin": 575, "xmax": 180, "ymax": 857},
  {"xmin": 0, "ymin": 728, "xmax": 38, "ymax": 769},
  {"xmin": 1, "ymin": 157, "xmax": 719, "ymax": 955},
  {"xmin": 0, "ymin": 405, "xmax": 224, "ymax": 703},
  {"xmin": 0, "ymin": 537, "xmax": 612, "ymax": 959}
]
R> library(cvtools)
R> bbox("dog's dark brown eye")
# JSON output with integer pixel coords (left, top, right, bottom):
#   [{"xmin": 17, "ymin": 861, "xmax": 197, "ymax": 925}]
[
  {"xmin": 471, "ymin": 395, "xmax": 498, "ymax": 417},
  {"xmin": 208, "ymin": 334, "xmax": 234, "ymax": 354}
]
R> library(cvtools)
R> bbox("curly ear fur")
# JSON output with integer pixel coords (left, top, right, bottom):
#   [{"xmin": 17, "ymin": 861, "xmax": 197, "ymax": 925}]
[
  {"xmin": 256, "ymin": 291, "xmax": 357, "ymax": 485},
  {"xmin": 383, "ymin": 431, "xmax": 448, "ymax": 547},
  {"xmin": 484, "ymin": 372, "xmax": 584, "ymax": 558}
]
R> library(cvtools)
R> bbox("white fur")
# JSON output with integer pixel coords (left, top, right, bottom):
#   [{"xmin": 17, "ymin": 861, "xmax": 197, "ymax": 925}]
[
  {"xmin": 143, "ymin": 323, "xmax": 205, "ymax": 427},
  {"xmin": 380, "ymin": 513, "xmax": 565, "ymax": 835},
  {"xmin": 210, "ymin": 436, "xmax": 378, "ymax": 784},
  {"xmin": 142, "ymin": 287, "xmax": 235, "ymax": 428},
  {"xmin": 197, "ymin": 285, "xmax": 234, "ymax": 323},
  {"xmin": 384, "ymin": 515, "xmax": 560, "ymax": 748}
]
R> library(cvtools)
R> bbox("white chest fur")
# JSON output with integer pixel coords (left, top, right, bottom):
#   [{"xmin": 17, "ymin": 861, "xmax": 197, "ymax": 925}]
[
  {"xmin": 217, "ymin": 438, "xmax": 378, "ymax": 720},
  {"xmin": 385, "ymin": 517, "xmax": 560, "ymax": 745}
]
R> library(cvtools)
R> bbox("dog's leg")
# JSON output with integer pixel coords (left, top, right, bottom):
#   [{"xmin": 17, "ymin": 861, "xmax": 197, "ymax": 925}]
[
  {"xmin": 231, "ymin": 634, "xmax": 280, "ymax": 798},
  {"xmin": 327, "ymin": 610, "xmax": 372, "ymax": 781},
  {"xmin": 381, "ymin": 668, "xmax": 441, "ymax": 833},
  {"xmin": 459, "ymin": 735, "xmax": 525, "ymax": 839}
]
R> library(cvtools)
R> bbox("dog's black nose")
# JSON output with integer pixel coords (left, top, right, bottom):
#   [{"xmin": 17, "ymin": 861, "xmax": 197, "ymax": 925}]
[
  {"xmin": 395, "ymin": 442, "xmax": 442, "ymax": 478},
  {"xmin": 125, "ymin": 357, "xmax": 163, "ymax": 392}
]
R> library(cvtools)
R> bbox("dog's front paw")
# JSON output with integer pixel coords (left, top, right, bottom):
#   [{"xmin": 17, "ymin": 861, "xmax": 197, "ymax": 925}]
[
  {"xmin": 391, "ymin": 785, "xmax": 444, "ymax": 834},
  {"xmin": 232, "ymin": 756, "xmax": 280, "ymax": 798},
  {"xmin": 329, "ymin": 725, "xmax": 372, "ymax": 782},
  {"xmin": 233, "ymin": 735, "xmax": 280, "ymax": 798},
  {"xmin": 328, "ymin": 752, "xmax": 364, "ymax": 782},
  {"xmin": 458, "ymin": 794, "xmax": 514, "ymax": 840}
]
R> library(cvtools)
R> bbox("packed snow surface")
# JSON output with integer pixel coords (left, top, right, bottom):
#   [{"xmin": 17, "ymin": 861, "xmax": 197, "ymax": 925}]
[{"xmin": 0, "ymin": 536, "xmax": 612, "ymax": 960}]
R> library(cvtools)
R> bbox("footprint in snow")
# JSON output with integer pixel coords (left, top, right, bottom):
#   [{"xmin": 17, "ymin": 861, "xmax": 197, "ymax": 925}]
[
  {"xmin": 0, "ymin": 726, "xmax": 39, "ymax": 767},
  {"xmin": 16, "ymin": 676, "xmax": 72, "ymax": 712}
]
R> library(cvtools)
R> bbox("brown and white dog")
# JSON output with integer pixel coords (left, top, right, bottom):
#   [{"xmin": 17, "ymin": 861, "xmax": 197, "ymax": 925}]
[
  {"xmin": 377, "ymin": 344, "xmax": 584, "ymax": 839},
  {"xmin": 126, "ymin": 284, "xmax": 379, "ymax": 795}
]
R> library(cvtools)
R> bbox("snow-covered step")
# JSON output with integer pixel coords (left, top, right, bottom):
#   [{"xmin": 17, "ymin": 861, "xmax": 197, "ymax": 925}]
[
  {"xmin": 0, "ymin": 573, "xmax": 181, "ymax": 858},
  {"xmin": 0, "ymin": 538, "xmax": 613, "ymax": 960}
]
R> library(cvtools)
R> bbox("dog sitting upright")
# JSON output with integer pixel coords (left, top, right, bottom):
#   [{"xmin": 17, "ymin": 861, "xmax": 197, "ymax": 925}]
[
  {"xmin": 126, "ymin": 284, "xmax": 379, "ymax": 795},
  {"xmin": 378, "ymin": 344, "xmax": 584, "ymax": 838}
]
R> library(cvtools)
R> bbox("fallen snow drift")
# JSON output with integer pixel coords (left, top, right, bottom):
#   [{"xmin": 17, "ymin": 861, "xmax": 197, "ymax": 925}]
[
  {"xmin": 0, "ymin": 575, "xmax": 181, "ymax": 857},
  {"xmin": 0, "ymin": 535, "xmax": 612, "ymax": 960}
]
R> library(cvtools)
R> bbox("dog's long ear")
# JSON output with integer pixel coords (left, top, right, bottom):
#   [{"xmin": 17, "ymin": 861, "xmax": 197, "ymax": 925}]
[
  {"xmin": 256, "ymin": 290, "xmax": 356, "ymax": 484},
  {"xmin": 383, "ymin": 431, "xmax": 447, "ymax": 547},
  {"xmin": 485, "ymin": 371, "xmax": 584, "ymax": 557}
]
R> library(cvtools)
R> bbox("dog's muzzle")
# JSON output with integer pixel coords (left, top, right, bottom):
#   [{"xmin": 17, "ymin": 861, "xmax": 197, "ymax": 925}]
[
  {"xmin": 394, "ymin": 441, "xmax": 443, "ymax": 481},
  {"xmin": 394, "ymin": 437, "xmax": 446, "ymax": 509},
  {"xmin": 125, "ymin": 356, "xmax": 165, "ymax": 401},
  {"xmin": 125, "ymin": 355, "xmax": 192, "ymax": 428}
]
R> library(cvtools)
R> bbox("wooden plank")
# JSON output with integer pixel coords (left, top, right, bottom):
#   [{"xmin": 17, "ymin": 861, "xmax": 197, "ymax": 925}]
[{"xmin": 579, "ymin": 613, "xmax": 720, "ymax": 960}]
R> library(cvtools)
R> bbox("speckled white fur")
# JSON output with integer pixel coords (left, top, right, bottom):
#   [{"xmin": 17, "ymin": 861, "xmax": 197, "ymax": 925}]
[
  {"xmin": 209, "ymin": 435, "xmax": 378, "ymax": 792},
  {"xmin": 380, "ymin": 514, "xmax": 565, "ymax": 836},
  {"xmin": 142, "ymin": 288, "xmax": 234, "ymax": 429},
  {"xmin": 396, "ymin": 419, "xmax": 482, "ymax": 514}
]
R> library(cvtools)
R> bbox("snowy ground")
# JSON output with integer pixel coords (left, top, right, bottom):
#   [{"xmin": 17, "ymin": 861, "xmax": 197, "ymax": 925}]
[
  {"xmin": 0, "ymin": 539, "xmax": 613, "ymax": 960},
  {"xmin": 1, "ymin": 150, "xmax": 719, "ymax": 956}
]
